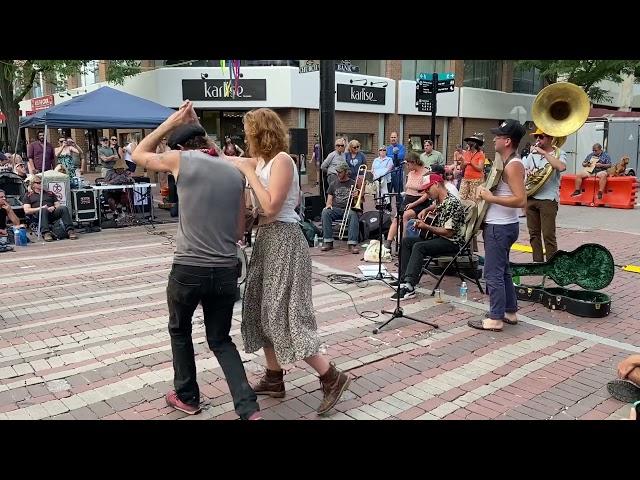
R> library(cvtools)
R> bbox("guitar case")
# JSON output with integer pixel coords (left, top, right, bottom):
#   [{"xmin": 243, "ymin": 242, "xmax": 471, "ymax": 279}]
[
  {"xmin": 515, "ymin": 285, "xmax": 611, "ymax": 318},
  {"xmin": 510, "ymin": 243, "xmax": 614, "ymax": 318}
]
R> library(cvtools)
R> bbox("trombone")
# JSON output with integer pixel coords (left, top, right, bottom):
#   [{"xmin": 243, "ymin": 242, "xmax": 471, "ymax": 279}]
[{"xmin": 338, "ymin": 165, "xmax": 367, "ymax": 240}]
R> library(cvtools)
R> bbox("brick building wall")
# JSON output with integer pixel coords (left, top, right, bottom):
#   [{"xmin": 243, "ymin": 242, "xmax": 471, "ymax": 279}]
[{"xmin": 384, "ymin": 60, "xmax": 402, "ymax": 147}]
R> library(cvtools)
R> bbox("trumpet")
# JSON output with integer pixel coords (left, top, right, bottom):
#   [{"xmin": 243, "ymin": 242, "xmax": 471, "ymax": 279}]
[{"xmin": 338, "ymin": 165, "xmax": 367, "ymax": 240}]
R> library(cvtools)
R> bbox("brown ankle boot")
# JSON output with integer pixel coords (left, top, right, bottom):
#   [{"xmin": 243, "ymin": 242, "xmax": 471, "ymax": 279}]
[
  {"xmin": 317, "ymin": 363, "xmax": 351, "ymax": 415},
  {"xmin": 252, "ymin": 369, "xmax": 285, "ymax": 398}
]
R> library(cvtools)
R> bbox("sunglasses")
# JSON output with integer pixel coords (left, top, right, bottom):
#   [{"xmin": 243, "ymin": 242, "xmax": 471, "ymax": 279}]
[
  {"xmin": 533, "ymin": 134, "xmax": 546, "ymax": 139},
  {"xmin": 110, "ymin": 138, "xmax": 118, "ymax": 141},
  {"xmin": 335, "ymin": 144, "xmax": 345, "ymax": 147}
]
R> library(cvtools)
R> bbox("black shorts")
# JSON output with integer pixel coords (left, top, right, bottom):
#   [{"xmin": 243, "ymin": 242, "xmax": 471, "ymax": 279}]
[{"xmin": 403, "ymin": 194, "xmax": 431, "ymax": 215}]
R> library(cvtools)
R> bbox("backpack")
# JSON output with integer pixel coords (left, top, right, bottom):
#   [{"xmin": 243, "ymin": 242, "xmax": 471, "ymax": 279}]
[{"xmin": 51, "ymin": 219, "xmax": 68, "ymax": 240}]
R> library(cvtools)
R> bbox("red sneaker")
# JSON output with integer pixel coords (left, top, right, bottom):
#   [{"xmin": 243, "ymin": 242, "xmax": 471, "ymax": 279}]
[{"xmin": 165, "ymin": 390, "xmax": 201, "ymax": 415}]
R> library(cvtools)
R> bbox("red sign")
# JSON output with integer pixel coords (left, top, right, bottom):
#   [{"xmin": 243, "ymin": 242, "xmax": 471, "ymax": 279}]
[{"xmin": 31, "ymin": 94, "xmax": 55, "ymax": 112}]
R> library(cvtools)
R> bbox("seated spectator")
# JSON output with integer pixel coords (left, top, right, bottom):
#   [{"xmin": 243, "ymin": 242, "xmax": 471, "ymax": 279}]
[
  {"xmin": 21, "ymin": 175, "xmax": 77, "ymax": 242},
  {"xmin": 0, "ymin": 189, "xmax": 20, "ymax": 252},
  {"xmin": 607, "ymin": 354, "xmax": 640, "ymax": 404},
  {"xmin": 321, "ymin": 162, "xmax": 360, "ymax": 254},
  {"xmin": 13, "ymin": 162, "xmax": 27, "ymax": 180},
  {"xmin": 571, "ymin": 143, "xmax": 612, "ymax": 200},
  {"xmin": 384, "ymin": 151, "xmax": 430, "ymax": 250},
  {"xmin": 103, "ymin": 158, "xmax": 134, "ymax": 214},
  {"xmin": 4, "ymin": 150, "xmax": 23, "ymax": 167},
  {"xmin": 0, "ymin": 152, "xmax": 12, "ymax": 173}
]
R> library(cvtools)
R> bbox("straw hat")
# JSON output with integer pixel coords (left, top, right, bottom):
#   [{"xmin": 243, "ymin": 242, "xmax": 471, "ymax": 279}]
[{"xmin": 114, "ymin": 158, "xmax": 128, "ymax": 170}]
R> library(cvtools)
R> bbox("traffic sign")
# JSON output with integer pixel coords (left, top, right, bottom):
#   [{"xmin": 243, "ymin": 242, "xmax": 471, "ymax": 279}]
[
  {"xmin": 418, "ymin": 72, "xmax": 455, "ymax": 81},
  {"xmin": 416, "ymin": 80, "xmax": 433, "ymax": 95},
  {"xmin": 437, "ymin": 81, "xmax": 455, "ymax": 93},
  {"xmin": 416, "ymin": 99, "xmax": 433, "ymax": 113}
]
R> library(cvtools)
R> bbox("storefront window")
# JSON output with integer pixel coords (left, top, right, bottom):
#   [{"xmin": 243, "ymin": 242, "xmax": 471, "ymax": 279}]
[
  {"xmin": 513, "ymin": 65, "xmax": 544, "ymax": 95},
  {"xmin": 349, "ymin": 60, "xmax": 384, "ymax": 76},
  {"xmin": 408, "ymin": 134, "xmax": 440, "ymax": 152},
  {"xmin": 200, "ymin": 110, "xmax": 220, "ymax": 144},
  {"xmin": 463, "ymin": 60, "xmax": 503, "ymax": 90},
  {"xmin": 337, "ymin": 133, "xmax": 374, "ymax": 153}
]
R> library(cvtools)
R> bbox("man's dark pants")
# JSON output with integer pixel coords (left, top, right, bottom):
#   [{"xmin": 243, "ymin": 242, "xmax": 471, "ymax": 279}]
[
  {"xmin": 39, "ymin": 206, "xmax": 74, "ymax": 233},
  {"xmin": 400, "ymin": 236, "xmax": 460, "ymax": 286},
  {"xmin": 167, "ymin": 263, "xmax": 258, "ymax": 419}
]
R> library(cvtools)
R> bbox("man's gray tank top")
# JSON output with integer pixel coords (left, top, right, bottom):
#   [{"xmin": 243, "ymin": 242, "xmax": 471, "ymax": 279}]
[{"xmin": 173, "ymin": 150, "xmax": 244, "ymax": 268}]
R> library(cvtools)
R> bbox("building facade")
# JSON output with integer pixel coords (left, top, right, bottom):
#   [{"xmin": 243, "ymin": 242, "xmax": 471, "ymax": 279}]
[{"xmin": 16, "ymin": 60, "xmax": 640, "ymax": 178}]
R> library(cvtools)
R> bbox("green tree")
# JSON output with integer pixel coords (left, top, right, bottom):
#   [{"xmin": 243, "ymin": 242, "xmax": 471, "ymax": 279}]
[
  {"xmin": 0, "ymin": 60, "xmax": 141, "ymax": 151},
  {"xmin": 516, "ymin": 60, "xmax": 640, "ymax": 103}
]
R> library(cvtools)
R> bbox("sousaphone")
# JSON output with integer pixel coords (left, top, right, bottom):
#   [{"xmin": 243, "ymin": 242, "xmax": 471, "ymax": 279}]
[{"xmin": 526, "ymin": 82, "xmax": 590, "ymax": 197}]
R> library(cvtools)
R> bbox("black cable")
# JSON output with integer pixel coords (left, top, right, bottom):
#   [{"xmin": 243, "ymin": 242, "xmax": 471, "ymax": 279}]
[
  {"xmin": 146, "ymin": 227, "xmax": 175, "ymax": 246},
  {"xmin": 312, "ymin": 271, "xmax": 380, "ymax": 320}
]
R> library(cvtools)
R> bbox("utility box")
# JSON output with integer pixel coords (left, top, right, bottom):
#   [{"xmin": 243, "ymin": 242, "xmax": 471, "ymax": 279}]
[{"xmin": 41, "ymin": 170, "xmax": 72, "ymax": 208}]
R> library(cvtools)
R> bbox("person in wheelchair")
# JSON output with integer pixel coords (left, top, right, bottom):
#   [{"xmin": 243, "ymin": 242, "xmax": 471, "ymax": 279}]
[
  {"xmin": 103, "ymin": 158, "xmax": 134, "ymax": 214},
  {"xmin": 390, "ymin": 174, "xmax": 465, "ymax": 300}
]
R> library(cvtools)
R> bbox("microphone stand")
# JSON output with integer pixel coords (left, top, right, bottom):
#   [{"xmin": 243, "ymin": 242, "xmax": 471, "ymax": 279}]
[{"xmin": 373, "ymin": 198, "xmax": 439, "ymax": 334}]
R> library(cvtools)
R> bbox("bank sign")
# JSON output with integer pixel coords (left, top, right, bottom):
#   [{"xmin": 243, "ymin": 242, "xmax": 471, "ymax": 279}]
[
  {"xmin": 182, "ymin": 79, "xmax": 267, "ymax": 101},
  {"xmin": 336, "ymin": 83, "xmax": 385, "ymax": 105}
]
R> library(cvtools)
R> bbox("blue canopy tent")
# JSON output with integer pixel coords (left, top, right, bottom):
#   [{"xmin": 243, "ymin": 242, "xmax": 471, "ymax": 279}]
[
  {"xmin": 19, "ymin": 86, "xmax": 175, "ymax": 129},
  {"xmin": 19, "ymin": 86, "xmax": 175, "ymax": 239}
]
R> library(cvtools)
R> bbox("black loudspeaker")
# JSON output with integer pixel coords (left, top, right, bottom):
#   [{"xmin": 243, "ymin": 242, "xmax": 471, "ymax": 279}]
[
  {"xmin": 289, "ymin": 128, "xmax": 308, "ymax": 155},
  {"xmin": 72, "ymin": 189, "xmax": 98, "ymax": 222},
  {"xmin": 359, "ymin": 211, "xmax": 392, "ymax": 240},
  {"xmin": 303, "ymin": 193, "xmax": 323, "ymax": 221}
]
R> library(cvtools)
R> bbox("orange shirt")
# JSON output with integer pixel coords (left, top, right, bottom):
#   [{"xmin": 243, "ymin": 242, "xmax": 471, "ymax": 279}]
[{"xmin": 462, "ymin": 150, "xmax": 485, "ymax": 180}]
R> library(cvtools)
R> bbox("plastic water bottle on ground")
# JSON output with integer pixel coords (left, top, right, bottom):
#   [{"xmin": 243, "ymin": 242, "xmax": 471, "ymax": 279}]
[
  {"xmin": 459, "ymin": 281, "xmax": 468, "ymax": 302},
  {"xmin": 313, "ymin": 234, "xmax": 319, "ymax": 248}
]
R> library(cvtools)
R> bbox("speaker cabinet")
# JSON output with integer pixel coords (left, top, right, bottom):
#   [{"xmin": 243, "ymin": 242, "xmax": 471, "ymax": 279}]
[
  {"xmin": 289, "ymin": 128, "xmax": 308, "ymax": 155},
  {"xmin": 72, "ymin": 188, "xmax": 98, "ymax": 222}
]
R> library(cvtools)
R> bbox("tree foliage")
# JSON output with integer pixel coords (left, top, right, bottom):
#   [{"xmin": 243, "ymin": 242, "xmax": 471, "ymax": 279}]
[
  {"xmin": 0, "ymin": 60, "xmax": 141, "ymax": 150},
  {"xmin": 516, "ymin": 60, "xmax": 640, "ymax": 103}
]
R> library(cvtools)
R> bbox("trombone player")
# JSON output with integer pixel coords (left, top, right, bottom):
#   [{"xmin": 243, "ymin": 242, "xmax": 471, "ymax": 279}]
[
  {"xmin": 523, "ymin": 127, "xmax": 567, "ymax": 262},
  {"xmin": 321, "ymin": 162, "xmax": 362, "ymax": 254}
]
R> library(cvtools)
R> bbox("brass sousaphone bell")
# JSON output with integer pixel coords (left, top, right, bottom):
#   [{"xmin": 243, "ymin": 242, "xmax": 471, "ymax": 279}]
[{"xmin": 526, "ymin": 82, "xmax": 590, "ymax": 197}]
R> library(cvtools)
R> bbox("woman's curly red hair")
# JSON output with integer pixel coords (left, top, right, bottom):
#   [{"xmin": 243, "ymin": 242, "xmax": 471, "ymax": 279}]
[{"xmin": 243, "ymin": 108, "xmax": 289, "ymax": 160}]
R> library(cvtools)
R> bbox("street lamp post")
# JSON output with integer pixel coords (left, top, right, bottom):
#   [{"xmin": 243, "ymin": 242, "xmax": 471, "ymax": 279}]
[{"xmin": 319, "ymin": 60, "xmax": 335, "ymax": 199}]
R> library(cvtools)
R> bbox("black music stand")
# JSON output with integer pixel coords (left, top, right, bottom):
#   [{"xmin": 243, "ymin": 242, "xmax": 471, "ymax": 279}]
[{"xmin": 373, "ymin": 196, "xmax": 439, "ymax": 334}]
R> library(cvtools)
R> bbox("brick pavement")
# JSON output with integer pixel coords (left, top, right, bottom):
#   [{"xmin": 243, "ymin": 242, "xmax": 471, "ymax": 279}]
[{"xmin": 0, "ymin": 221, "xmax": 638, "ymax": 420}]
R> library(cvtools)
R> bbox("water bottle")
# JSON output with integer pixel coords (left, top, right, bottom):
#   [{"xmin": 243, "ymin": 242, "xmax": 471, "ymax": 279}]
[
  {"xmin": 313, "ymin": 234, "xmax": 319, "ymax": 248},
  {"xmin": 13, "ymin": 227, "xmax": 23, "ymax": 247},
  {"xmin": 459, "ymin": 281, "xmax": 468, "ymax": 302}
]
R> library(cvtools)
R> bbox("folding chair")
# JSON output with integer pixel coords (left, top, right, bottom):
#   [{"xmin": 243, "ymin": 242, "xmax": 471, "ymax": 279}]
[{"xmin": 419, "ymin": 199, "xmax": 484, "ymax": 295}]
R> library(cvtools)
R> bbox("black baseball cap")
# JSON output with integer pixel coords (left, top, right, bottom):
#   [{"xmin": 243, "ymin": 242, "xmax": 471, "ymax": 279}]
[
  {"xmin": 167, "ymin": 124, "xmax": 207, "ymax": 150},
  {"xmin": 491, "ymin": 119, "xmax": 526, "ymax": 143}
]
